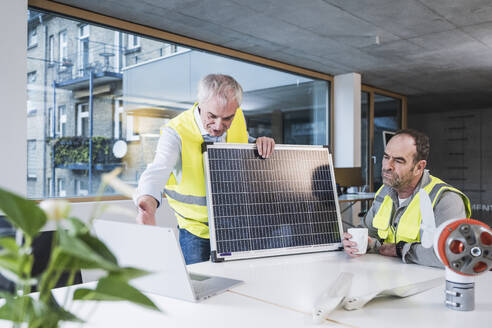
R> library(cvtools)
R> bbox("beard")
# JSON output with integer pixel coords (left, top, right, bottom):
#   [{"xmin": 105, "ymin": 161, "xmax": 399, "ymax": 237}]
[{"xmin": 382, "ymin": 168, "xmax": 414, "ymax": 189}]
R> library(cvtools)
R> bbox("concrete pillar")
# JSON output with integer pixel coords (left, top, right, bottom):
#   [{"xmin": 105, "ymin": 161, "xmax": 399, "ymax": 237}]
[
  {"xmin": 0, "ymin": 0, "xmax": 27, "ymax": 196},
  {"xmin": 334, "ymin": 73, "xmax": 361, "ymax": 168}
]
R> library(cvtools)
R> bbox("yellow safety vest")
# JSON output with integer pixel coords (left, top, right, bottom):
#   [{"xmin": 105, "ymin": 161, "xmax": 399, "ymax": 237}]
[
  {"xmin": 372, "ymin": 175, "xmax": 471, "ymax": 244},
  {"xmin": 163, "ymin": 103, "xmax": 248, "ymax": 238}
]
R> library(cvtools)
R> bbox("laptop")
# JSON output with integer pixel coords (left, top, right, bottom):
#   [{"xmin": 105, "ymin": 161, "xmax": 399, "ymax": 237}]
[{"xmin": 91, "ymin": 220, "xmax": 242, "ymax": 302}]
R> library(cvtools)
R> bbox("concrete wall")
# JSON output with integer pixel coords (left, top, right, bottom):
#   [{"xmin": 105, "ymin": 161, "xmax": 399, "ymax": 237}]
[
  {"xmin": 409, "ymin": 109, "xmax": 492, "ymax": 226},
  {"xmin": 0, "ymin": 0, "xmax": 27, "ymax": 197}
]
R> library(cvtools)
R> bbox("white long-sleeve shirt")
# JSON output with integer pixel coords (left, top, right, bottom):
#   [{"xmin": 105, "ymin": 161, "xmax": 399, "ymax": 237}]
[{"xmin": 134, "ymin": 106, "xmax": 254, "ymax": 206}]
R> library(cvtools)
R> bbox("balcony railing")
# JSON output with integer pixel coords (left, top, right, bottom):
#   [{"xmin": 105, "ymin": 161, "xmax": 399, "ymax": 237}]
[
  {"xmin": 56, "ymin": 41, "xmax": 123, "ymax": 84},
  {"xmin": 51, "ymin": 136, "xmax": 121, "ymax": 171}
]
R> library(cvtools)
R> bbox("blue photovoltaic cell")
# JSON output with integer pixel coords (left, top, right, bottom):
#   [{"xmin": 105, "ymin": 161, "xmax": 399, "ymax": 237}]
[{"xmin": 207, "ymin": 146, "xmax": 341, "ymax": 255}]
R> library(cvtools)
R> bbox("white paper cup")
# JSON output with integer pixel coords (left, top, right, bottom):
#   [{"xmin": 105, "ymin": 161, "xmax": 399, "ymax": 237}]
[{"xmin": 347, "ymin": 228, "xmax": 368, "ymax": 255}]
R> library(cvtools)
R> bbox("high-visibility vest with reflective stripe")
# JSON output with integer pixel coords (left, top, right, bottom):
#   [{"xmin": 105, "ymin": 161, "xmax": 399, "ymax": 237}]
[
  {"xmin": 372, "ymin": 175, "xmax": 471, "ymax": 244},
  {"xmin": 164, "ymin": 103, "xmax": 248, "ymax": 238}
]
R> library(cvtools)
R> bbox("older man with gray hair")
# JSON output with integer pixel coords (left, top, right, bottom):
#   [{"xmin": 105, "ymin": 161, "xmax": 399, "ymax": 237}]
[{"xmin": 135, "ymin": 74, "xmax": 275, "ymax": 264}]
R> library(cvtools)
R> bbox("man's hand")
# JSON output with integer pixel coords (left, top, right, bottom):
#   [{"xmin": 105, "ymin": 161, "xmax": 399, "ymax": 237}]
[
  {"xmin": 256, "ymin": 137, "xmax": 275, "ymax": 158},
  {"xmin": 342, "ymin": 232, "xmax": 364, "ymax": 258},
  {"xmin": 136, "ymin": 195, "xmax": 158, "ymax": 225},
  {"xmin": 379, "ymin": 243, "xmax": 397, "ymax": 257}
]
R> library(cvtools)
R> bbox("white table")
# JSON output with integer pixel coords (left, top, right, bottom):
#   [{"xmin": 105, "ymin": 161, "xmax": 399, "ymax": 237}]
[{"xmin": 25, "ymin": 252, "xmax": 492, "ymax": 328}]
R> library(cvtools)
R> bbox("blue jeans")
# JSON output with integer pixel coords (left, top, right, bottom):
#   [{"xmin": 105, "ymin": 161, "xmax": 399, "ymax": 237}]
[{"xmin": 178, "ymin": 228, "xmax": 210, "ymax": 265}]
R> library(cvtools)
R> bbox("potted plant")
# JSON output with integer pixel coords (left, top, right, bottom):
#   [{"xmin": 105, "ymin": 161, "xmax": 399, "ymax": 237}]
[{"xmin": 0, "ymin": 169, "xmax": 160, "ymax": 327}]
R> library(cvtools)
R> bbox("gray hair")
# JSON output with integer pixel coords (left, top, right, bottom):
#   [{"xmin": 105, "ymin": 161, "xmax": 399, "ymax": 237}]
[{"xmin": 197, "ymin": 74, "xmax": 243, "ymax": 107}]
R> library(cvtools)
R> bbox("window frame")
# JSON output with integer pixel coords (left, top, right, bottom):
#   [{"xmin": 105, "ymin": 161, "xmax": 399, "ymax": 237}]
[
  {"xmin": 26, "ymin": 1, "xmax": 336, "ymax": 202},
  {"xmin": 58, "ymin": 29, "xmax": 68, "ymax": 68},
  {"xmin": 48, "ymin": 34, "xmax": 54, "ymax": 65},
  {"xmin": 76, "ymin": 103, "xmax": 89, "ymax": 137},
  {"xmin": 57, "ymin": 178, "xmax": 66, "ymax": 197},
  {"xmin": 25, "ymin": 1, "xmax": 406, "ymax": 203},
  {"xmin": 28, "ymin": 27, "xmax": 38, "ymax": 48},
  {"xmin": 27, "ymin": 139, "xmax": 37, "ymax": 179},
  {"xmin": 127, "ymin": 34, "xmax": 140, "ymax": 50},
  {"xmin": 27, "ymin": 70, "xmax": 37, "ymax": 84},
  {"xmin": 58, "ymin": 104, "xmax": 67, "ymax": 137}
]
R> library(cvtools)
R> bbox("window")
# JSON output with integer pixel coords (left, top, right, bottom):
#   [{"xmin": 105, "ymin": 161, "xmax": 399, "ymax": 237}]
[
  {"xmin": 27, "ymin": 100, "xmax": 37, "ymax": 116},
  {"xmin": 78, "ymin": 24, "xmax": 90, "ymax": 76},
  {"xmin": 48, "ymin": 35, "xmax": 54, "ymax": 64},
  {"xmin": 114, "ymin": 99, "xmax": 123, "ymax": 139},
  {"xmin": 115, "ymin": 99, "xmax": 138, "ymax": 141},
  {"xmin": 77, "ymin": 103, "xmax": 89, "ymax": 137},
  {"xmin": 26, "ymin": 9, "xmax": 330, "ymax": 199},
  {"xmin": 114, "ymin": 31, "xmax": 122, "ymax": 72},
  {"xmin": 27, "ymin": 140, "xmax": 37, "ymax": 179},
  {"xmin": 57, "ymin": 178, "xmax": 66, "ymax": 197},
  {"xmin": 128, "ymin": 34, "xmax": 140, "ymax": 49},
  {"xmin": 48, "ymin": 107, "xmax": 54, "ymax": 137},
  {"xmin": 58, "ymin": 105, "xmax": 67, "ymax": 137},
  {"xmin": 28, "ymin": 27, "xmax": 37, "ymax": 48},
  {"xmin": 59, "ymin": 30, "xmax": 67, "ymax": 65},
  {"xmin": 75, "ymin": 179, "xmax": 88, "ymax": 196},
  {"xmin": 79, "ymin": 24, "xmax": 89, "ymax": 38},
  {"xmin": 47, "ymin": 178, "xmax": 53, "ymax": 196},
  {"xmin": 27, "ymin": 71, "xmax": 37, "ymax": 84}
]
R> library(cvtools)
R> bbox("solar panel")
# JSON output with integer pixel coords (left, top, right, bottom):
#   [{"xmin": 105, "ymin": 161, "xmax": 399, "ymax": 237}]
[{"xmin": 203, "ymin": 143, "xmax": 343, "ymax": 262}]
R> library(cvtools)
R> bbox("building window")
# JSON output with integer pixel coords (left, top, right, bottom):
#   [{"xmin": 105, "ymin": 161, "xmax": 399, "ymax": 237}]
[
  {"xmin": 77, "ymin": 103, "xmax": 89, "ymax": 137},
  {"xmin": 28, "ymin": 27, "xmax": 37, "ymax": 48},
  {"xmin": 126, "ymin": 115, "xmax": 140, "ymax": 142},
  {"xmin": 75, "ymin": 179, "xmax": 88, "ymax": 196},
  {"xmin": 115, "ymin": 99, "xmax": 139, "ymax": 141},
  {"xmin": 27, "ymin": 100, "xmax": 37, "ymax": 116},
  {"xmin": 48, "ymin": 107, "xmax": 54, "ymax": 137},
  {"xmin": 114, "ymin": 31, "xmax": 122, "ymax": 72},
  {"xmin": 57, "ymin": 178, "xmax": 66, "ymax": 197},
  {"xmin": 58, "ymin": 105, "xmax": 67, "ymax": 137},
  {"xmin": 79, "ymin": 24, "xmax": 89, "ymax": 38},
  {"xmin": 78, "ymin": 24, "xmax": 90, "ymax": 76},
  {"xmin": 114, "ymin": 99, "xmax": 123, "ymax": 139},
  {"xmin": 48, "ymin": 35, "xmax": 54, "ymax": 64},
  {"xmin": 27, "ymin": 140, "xmax": 37, "ymax": 179},
  {"xmin": 47, "ymin": 177, "xmax": 53, "ymax": 196},
  {"xmin": 128, "ymin": 34, "xmax": 140, "ymax": 50},
  {"xmin": 59, "ymin": 30, "xmax": 68, "ymax": 66},
  {"xmin": 27, "ymin": 71, "xmax": 37, "ymax": 84}
]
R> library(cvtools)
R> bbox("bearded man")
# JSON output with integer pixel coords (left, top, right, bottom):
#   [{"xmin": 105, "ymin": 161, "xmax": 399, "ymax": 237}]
[{"xmin": 342, "ymin": 129, "xmax": 471, "ymax": 267}]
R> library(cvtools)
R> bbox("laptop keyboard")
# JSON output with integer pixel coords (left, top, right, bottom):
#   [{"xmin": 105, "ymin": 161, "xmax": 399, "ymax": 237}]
[
  {"xmin": 189, "ymin": 273, "xmax": 211, "ymax": 281},
  {"xmin": 191, "ymin": 279, "xmax": 214, "ymax": 297}
]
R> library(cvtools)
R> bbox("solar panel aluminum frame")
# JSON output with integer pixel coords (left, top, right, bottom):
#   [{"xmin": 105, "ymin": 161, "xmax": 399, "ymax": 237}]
[{"xmin": 203, "ymin": 143, "xmax": 344, "ymax": 262}]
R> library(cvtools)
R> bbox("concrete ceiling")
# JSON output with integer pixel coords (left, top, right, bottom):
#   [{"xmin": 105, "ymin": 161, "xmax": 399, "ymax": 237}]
[{"xmin": 54, "ymin": 0, "xmax": 492, "ymax": 112}]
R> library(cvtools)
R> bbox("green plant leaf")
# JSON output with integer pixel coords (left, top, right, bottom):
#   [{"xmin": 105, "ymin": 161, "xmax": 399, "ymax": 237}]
[
  {"xmin": 0, "ymin": 238, "xmax": 36, "ymax": 285},
  {"xmin": 48, "ymin": 247, "xmax": 100, "ymax": 271},
  {"xmin": 0, "ymin": 188, "xmax": 47, "ymax": 239},
  {"xmin": 0, "ymin": 237, "xmax": 20, "ymax": 253},
  {"xmin": 55, "ymin": 228, "xmax": 119, "ymax": 271},
  {"xmin": 109, "ymin": 267, "xmax": 151, "ymax": 281},
  {"xmin": 0, "ymin": 294, "xmax": 34, "ymax": 323},
  {"xmin": 73, "ymin": 277, "xmax": 161, "ymax": 311},
  {"xmin": 28, "ymin": 293, "xmax": 83, "ymax": 328},
  {"xmin": 0, "ymin": 238, "xmax": 20, "ymax": 274},
  {"xmin": 65, "ymin": 217, "xmax": 90, "ymax": 235}
]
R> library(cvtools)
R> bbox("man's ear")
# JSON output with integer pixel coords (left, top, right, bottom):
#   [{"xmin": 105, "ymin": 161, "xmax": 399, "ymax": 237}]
[{"xmin": 415, "ymin": 160, "xmax": 427, "ymax": 174}]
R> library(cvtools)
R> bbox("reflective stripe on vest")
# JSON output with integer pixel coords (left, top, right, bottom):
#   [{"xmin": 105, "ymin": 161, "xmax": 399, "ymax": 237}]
[
  {"xmin": 163, "ymin": 103, "xmax": 248, "ymax": 238},
  {"xmin": 372, "ymin": 175, "xmax": 471, "ymax": 244}
]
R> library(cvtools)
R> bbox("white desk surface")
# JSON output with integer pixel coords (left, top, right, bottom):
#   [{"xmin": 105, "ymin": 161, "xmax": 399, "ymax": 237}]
[
  {"xmin": 37, "ymin": 252, "xmax": 492, "ymax": 328},
  {"xmin": 338, "ymin": 192, "xmax": 375, "ymax": 202}
]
